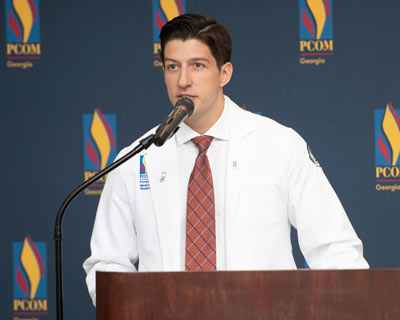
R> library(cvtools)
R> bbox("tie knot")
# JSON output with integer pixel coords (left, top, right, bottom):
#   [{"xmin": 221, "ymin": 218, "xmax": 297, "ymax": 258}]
[{"xmin": 191, "ymin": 135, "xmax": 213, "ymax": 154}]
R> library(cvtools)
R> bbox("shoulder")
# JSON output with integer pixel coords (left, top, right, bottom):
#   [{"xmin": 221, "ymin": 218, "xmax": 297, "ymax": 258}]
[{"xmin": 225, "ymin": 96, "xmax": 304, "ymax": 147}]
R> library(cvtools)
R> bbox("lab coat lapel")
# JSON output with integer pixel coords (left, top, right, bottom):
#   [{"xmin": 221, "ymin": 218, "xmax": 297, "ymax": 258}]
[
  {"xmin": 225, "ymin": 139, "xmax": 247, "ymax": 218},
  {"xmin": 145, "ymin": 139, "xmax": 182, "ymax": 270},
  {"xmin": 225, "ymin": 101, "xmax": 254, "ymax": 220}
]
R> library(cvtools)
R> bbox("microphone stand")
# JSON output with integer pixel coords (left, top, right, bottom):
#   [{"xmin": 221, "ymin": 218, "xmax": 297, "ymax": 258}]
[{"xmin": 53, "ymin": 133, "xmax": 154, "ymax": 320}]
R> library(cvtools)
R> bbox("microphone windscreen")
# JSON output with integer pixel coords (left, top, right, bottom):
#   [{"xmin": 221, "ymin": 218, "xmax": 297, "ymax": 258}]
[{"xmin": 175, "ymin": 97, "xmax": 194, "ymax": 116}]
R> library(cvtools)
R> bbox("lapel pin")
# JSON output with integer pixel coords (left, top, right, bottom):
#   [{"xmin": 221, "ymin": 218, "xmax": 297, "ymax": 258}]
[{"xmin": 160, "ymin": 171, "xmax": 167, "ymax": 182}]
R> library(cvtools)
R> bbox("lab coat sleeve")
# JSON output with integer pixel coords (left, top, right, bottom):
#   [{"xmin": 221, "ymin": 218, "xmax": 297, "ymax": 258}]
[
  {"xmin": 83, "ymin": 148, "xmax": 139, "ymax": 306},
  {"xmin": 285, "ymin": 129, "xmax": 369, "ymax": 269}
]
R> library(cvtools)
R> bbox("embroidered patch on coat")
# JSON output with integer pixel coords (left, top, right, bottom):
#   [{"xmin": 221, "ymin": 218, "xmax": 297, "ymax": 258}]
[{"xmin": 139, "ymin": 155, "xmax": 150, "ymax": 190}]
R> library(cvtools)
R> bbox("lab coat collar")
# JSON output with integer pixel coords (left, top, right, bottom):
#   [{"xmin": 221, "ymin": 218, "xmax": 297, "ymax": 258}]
[
  {"xmin": 175, "ymin": 95, "xmax": 231, "ymax": 145},
  {"xmin": 224, "ymin": 97, "xmax": 255, "ymax": 222}
]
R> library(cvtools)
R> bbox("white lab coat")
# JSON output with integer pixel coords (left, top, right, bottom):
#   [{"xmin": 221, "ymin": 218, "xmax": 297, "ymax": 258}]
[{"xmin": 83, "ymin": 96, "xmax": 368, "ymax": 305}]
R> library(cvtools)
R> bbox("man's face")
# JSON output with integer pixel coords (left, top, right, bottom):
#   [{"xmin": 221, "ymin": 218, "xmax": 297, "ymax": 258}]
[{"xmin": 163, "ymin": 39, "xmax": 232, "ymax": 133}]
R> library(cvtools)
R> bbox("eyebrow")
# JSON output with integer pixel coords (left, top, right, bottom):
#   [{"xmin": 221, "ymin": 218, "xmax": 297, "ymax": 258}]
[{"xmin": 164, "ymin": 57, "xmax": 210, "ymax": 63}]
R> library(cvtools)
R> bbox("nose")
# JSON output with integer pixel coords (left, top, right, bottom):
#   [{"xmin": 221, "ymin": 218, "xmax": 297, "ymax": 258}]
[{"xmin": 178, "ymin": 66, "xmax": 191, "ymax": 88}]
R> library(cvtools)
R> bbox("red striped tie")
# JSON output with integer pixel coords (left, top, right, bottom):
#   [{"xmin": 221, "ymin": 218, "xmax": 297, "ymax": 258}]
[{"xmin": 185, "ymin": 135, "xmax": 216, "ymax": 271}]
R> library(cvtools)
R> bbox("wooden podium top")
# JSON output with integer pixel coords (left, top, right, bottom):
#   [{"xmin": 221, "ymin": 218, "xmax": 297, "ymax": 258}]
[{"xmin": 96, "ymin": 269, "xmax": 400, "ymax": 320}]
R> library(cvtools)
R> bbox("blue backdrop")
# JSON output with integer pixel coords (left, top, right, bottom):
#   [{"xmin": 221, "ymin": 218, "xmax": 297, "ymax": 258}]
[{"xmin": 1, "ymin": 0, "xmax": 399, "ymax": 318}]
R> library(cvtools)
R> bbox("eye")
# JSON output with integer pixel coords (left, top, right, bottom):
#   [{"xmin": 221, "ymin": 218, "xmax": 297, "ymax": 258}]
[
  {"xmin": 166, "ymin": 64, "xmax": 178, "ymax": 71},
  {"xmin": 194, "ymin": 62, "xmax": 204, "ymax": 69}
]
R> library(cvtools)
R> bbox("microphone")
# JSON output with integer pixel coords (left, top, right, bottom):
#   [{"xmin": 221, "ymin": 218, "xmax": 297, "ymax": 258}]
[{"xmin": 154, "ymin": 97, "xmax": 194, "ymax": 146}]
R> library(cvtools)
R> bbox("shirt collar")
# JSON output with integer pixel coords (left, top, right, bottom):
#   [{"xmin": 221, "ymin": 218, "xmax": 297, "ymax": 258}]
[{"xmin": 175, "ymin": 96, "xmax": 231, "ymax": 145}]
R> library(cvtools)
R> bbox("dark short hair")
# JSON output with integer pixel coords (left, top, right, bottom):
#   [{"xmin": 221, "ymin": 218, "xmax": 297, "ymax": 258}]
[{"xmin": 159, "ymin": 14, "xmax": 232, "ymax": 69}]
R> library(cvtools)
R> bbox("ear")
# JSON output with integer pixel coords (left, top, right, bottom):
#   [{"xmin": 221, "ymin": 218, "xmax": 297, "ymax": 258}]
[{"xmin": 219, "ymin": 62, "xmax": 233, "ymax": 88}]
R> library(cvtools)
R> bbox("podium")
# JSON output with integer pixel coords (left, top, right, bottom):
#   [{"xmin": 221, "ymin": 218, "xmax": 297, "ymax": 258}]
[{"xmin": 96, "ymin": 269, "xmax": 400, "ymax": 319}]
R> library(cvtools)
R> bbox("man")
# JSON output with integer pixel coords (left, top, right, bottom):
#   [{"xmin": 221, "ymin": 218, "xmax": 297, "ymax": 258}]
[{"xmin": 83, "ymin": 14, "xmax": 368, "ymax": 305}]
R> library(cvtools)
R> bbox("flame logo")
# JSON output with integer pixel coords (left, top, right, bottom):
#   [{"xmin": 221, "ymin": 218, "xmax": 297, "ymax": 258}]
[
  {"xmin": 16, "ymin": 235, "xmax": 44, "ymax": 299},
  {"xmin": 86, "ymin": 108, "xmax": 115, "ymax": 170},
  {"xmin": 140, "ymin": 155, "xmax": 147, "ymax": 174},
  {"xmin": 302, "ymin": 0, "xmax": 330, "ymax": 39},
  {"xmin": 378, "ymin": 102, "xmax": 400, "ymax": 166},
  {"xmin": 8, "ymin": 0, "xmax": 37, "ymax": 43},
  {"xmin": 156, "ymin": 0, "xmax": 184, "ymax": 30}
]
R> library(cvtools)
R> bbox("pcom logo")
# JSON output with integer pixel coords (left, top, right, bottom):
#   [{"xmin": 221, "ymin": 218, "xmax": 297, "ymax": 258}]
[
  {"xmin": 152, "ymin": 0, "xmax": 186, "ymax": 67},
  {"xmin": 375, "ymin": 102, "xmax": 400, "ymax": 192},
  {"xmin": 139, "ymin": 155, "xmax": 150, "ymax": 190},
  {"xmin": 13, "ymin": 235, "xmax": 47, "ymax": 316},
  {"xmin": 83, "ymin": 108, "xmax": 117, "ymax": 195},
  {"xmin": 299, "ymin": 0, "xmax": 333, "ymax": 65},
  {"xmin": 5, "ymin": 0, "xmax": 41, "ymax": 69}
]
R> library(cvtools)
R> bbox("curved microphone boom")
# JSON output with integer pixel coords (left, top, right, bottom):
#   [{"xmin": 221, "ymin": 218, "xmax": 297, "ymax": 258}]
[{"xmin": 154, "ymin": 97, "xmax": 194, "ymax": 146}]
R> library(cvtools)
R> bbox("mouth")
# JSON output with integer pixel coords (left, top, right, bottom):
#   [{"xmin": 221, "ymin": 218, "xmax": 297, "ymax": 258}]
[{"xmin": 177, "ymin": 94, "xmax": 197, "ymax": 100}]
